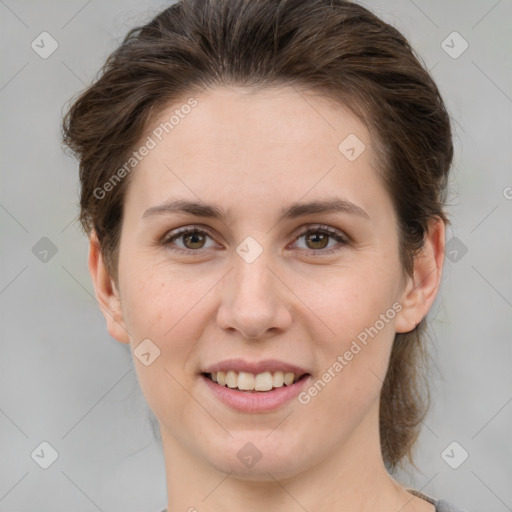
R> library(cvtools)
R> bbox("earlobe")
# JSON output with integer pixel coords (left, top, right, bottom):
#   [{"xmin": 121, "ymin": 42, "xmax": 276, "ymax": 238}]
[
  {"xmin": 88, "ymin": 231, "xmax": 130, "ymax": 344},
  {"xmin": 395, "ymin": 217, "xmax": 446, "ymax": 334}
]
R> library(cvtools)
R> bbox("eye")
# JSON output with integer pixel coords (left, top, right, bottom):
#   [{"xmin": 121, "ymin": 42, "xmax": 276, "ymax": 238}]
[
  {"xmin": 162, "ymin": 224, "xmax": 349, "ymax": 256},
  {"xmin": 162, "ymin": 226, "xmax": 217, "ymax": 254},
  {"xmin": 290, "ymin": 224, "xmax": 349, "ymax": 255}
]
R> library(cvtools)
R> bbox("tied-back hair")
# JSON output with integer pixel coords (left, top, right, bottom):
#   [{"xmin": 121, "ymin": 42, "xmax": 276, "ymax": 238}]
[{"xmin": 62, "ymin": 0, "xmax": 453, "ymax": 471}]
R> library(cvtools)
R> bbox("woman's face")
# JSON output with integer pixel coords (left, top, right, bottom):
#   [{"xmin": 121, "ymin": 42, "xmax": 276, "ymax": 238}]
[{"xmin": 97, "ymin": 85, "xmax": 430, "ymax": 479}]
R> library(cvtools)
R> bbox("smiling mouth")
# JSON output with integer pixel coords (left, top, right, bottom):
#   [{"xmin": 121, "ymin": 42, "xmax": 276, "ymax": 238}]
[{"xmin": 202, "ymin": 370, "xmax": 309, "ymax": 392}]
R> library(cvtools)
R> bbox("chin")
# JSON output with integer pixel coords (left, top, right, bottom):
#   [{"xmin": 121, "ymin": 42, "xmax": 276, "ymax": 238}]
[
  {"xmin": 200, "ymin": 430, "xmax": 311, "ymax": 481},
  {"xmin": 209, "ymin": 453, "xmax": 305, "ymax": 482}
]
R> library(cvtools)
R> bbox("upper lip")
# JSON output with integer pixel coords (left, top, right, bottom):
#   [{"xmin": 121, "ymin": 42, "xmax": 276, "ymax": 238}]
[{"xmin": 202, "ymin": 358, "xmax": 310, "ymax": 376}]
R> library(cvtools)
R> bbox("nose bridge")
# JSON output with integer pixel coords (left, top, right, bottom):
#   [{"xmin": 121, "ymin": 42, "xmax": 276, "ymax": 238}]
[
  {"xmin": 235, "ymin": 248, "xmax": 273, "ymax": 301},
  {"xmin": 232, "ymin": 231, "xmax": 276, "ymax": 300},
  {"xmin": 232, "ymin": 246, "xmax": 277, "ymax": 313},
  {"xmin": 217, "ymin": 242, "xmax": 291, "ymax": 339}
]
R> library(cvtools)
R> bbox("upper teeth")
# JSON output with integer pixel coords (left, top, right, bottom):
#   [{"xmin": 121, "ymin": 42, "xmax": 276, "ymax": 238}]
[{"xmin": 210, "ymin": 371, "xmax": 299, "ymax": 391}]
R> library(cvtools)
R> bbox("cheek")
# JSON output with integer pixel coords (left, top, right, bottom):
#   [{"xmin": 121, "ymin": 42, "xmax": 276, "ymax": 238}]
[
  {"xmin": 122, "ymin": 268, "xmax": 203, "ymax": 422},
  {"xmin": 120, "ymin": 262, "xmax": 216, "ymax": 397},
  {"xmin": 120, "ymin": 258, "xmax": 201, "ymax": 340},
  {"xmin": 298, "ymin": 315, "xmax": 395, "ymax": 441},
  {"xmin": 303, "ymin": 262, "xmax": 399, "ymax": 341},
  {"xmin": 299, "ymin": 265, "xmax": 398, "ymax": 398}
]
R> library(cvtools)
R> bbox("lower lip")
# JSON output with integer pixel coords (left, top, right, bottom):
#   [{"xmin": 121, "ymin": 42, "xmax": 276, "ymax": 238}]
[{"xmin": 201, "ymin": 374, "xmax": 311, "ymax": 413}]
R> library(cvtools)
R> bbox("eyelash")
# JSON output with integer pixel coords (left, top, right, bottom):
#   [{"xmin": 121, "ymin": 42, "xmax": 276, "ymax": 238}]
[{"xmin": 161, "ymin": 224, "xmax": 349, "ymax": 257}]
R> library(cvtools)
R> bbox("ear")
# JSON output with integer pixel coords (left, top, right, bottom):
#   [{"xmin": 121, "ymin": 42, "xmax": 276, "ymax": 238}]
[
  {"xmin": 88, "ymin": 231, "xmax": 130, "ymax": 344},
  {"xmin": 395, "ymin": 217, "xmax": 446, "ymax": 334}
]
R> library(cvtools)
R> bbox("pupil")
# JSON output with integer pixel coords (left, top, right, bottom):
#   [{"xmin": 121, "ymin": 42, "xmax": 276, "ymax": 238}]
[
  {"xmin": 307, "ymin": 233, "xmax": 328, "ymax": 249},
  {"xmin": 185, "ymin": 232, "xmax": 204, "ymax": 248}
]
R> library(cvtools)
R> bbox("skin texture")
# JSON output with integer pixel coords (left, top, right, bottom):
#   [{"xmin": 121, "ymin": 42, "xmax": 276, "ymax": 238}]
[{"xmin": 88, "ymin": 86, "xmax": 443, "ymax": 512}]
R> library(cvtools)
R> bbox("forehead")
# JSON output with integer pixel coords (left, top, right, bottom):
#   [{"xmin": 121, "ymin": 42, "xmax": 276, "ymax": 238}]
[
  {"xmin": 124, "ymin": 85, "xmax": 389, "ymax": 221},
  {"xmin": 148, "ymin": 85, "xmax": 371, "ymax": 160}
]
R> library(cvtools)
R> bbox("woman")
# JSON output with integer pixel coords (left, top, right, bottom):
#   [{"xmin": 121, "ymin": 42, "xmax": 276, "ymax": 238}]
[{"xmin": 62, "ymin": 1, "xmax": 464, "ymax": 510}]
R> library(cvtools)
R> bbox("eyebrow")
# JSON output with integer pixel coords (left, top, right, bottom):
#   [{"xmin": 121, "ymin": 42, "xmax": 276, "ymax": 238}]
[{"xmin": 142, "ymin": 197, "xmax": 370, "ymax": 222}]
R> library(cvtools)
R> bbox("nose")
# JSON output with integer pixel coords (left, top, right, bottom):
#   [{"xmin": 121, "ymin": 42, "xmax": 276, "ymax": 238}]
[{"xmin": 216, "ymin": 251, "xmax": 293, "ymax": 340}]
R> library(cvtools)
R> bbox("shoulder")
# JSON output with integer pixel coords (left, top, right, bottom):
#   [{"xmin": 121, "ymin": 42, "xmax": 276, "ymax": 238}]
[
  {"xmin": 434, "ymin": 499, "xmax": 468, "ymax": 512},
  {"xmin": 407, "ymin": 488, "xmax": 467, "ymax": 512},
  {"xmin": 157, "ymin": 496, "xmax": 470, "ymax": 512}
]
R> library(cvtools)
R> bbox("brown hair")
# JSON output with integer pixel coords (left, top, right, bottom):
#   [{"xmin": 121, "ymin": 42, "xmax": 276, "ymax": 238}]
[{"xmin": 61, "ymin": 0, "xmax": 453, "ymax": 471}]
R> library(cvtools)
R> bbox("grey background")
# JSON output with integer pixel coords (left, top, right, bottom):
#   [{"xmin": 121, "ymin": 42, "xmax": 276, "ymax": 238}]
[{"xmin": 1, "ymin": 0, "xmax": 511, "ymax": 511}]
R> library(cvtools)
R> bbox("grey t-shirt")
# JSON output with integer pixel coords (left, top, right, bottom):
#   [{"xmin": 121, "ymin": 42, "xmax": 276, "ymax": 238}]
[
  {"xmin": 408, "ymin": 489, "xmax": 467, "ymax": 512},
  {"xmin": 158, "ymin": 492, "xmax": 466, "ymax": 512}
]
